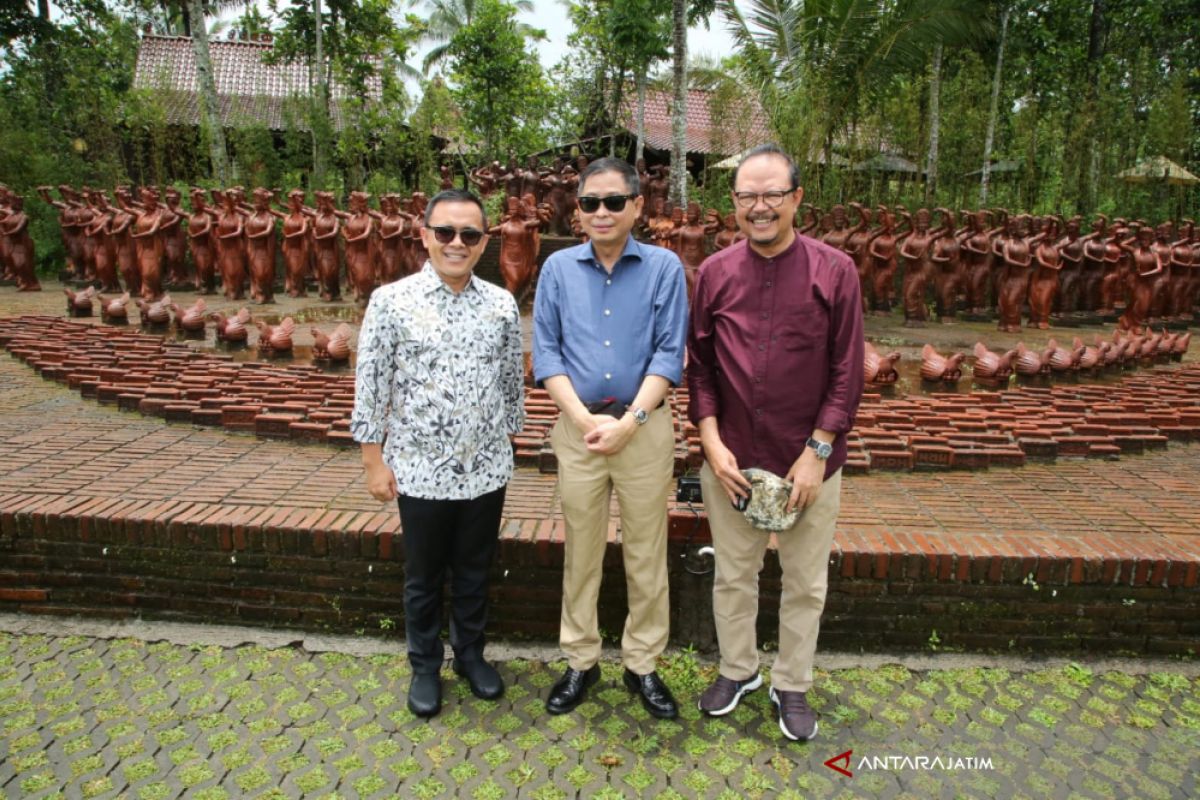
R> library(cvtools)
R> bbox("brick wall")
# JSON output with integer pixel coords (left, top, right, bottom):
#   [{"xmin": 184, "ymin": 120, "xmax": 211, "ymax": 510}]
[{"xmin": 1, "ymin": 497, "xmax": 1195, "ymax": 656}]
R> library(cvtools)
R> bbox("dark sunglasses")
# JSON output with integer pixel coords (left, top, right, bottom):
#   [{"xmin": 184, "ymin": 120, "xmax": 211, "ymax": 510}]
[
  {"xmin": 431, "ymin": 225, "xmax": 485, "ymax": 246},
  {"xmin": 577, "ymin": 194, "xmax": 637, "ymax": 213}
]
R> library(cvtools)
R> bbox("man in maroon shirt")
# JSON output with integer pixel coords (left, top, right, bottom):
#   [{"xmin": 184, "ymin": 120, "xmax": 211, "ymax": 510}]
[{"xmin": 687, "ymin": 144, "xmax": 864, "ymax": 742}]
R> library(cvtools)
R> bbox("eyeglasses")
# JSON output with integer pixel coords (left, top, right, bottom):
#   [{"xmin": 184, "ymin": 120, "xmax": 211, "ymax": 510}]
[
  {"xmin": 577, "ymin": 194, "xmax": 637, "ymax": 213},
  {"xmin": 431, "ymin": 226, "xmax": 485, "ymax": 247},
  {"xmin": 732, "ymin": 189, "xmax": 796, "ymax": 209}
]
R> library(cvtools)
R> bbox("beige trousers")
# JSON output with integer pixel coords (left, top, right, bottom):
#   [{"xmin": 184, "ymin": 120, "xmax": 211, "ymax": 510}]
[
  {"xmin": 701, "ymin": 461, "xmax": 842, "ymax": 692},
  {"xmin": 552, "ymin": 405, "xmax": 674, "ymax": 674}
]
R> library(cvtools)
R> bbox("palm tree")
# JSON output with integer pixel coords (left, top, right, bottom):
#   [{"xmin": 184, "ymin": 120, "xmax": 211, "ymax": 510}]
[
  {"xmin": 417, "ymin": 0, "xmax": 543, "ymax": 74},
  {"xmin": 719, "ymin": 0, "xmax": 989, "ymax": 176},
  {"xmin": 670, "ymin": 0, "xmax": 688, "ymax": 205}
]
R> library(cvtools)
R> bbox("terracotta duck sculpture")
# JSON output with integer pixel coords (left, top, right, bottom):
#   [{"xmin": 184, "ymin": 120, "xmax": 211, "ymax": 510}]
[
  {"xmin": 64, "ymin": 286, "xmax": 96, "ymax": 317},
  {"xmin": 971, "ymin": 343, "xmax": 1017, "ymax": 380},
  {"xmin": 1171, "ymin": 331, "xmax": 1190, "ymax": 359},
  {"xmin": 1138, "ymin": 330, "xmax": 1162, "ymax": 362},
  {"xmin": 135, "ymin": 293, "xmax": 171, "ymax": 326},
  {"xmin": 920, "ymin": 344, "xmax": 965, "ymax": 382},
  {"xmin": 256, "ymin": 317, "xmax": 296, "ymax": 355},
  {"xmin": 1099, "ymin": 335, "xmax": 1123, "ymax": 367},
  {"xmin": 1156, "ymin": 329, "xmax": 1177, "ymax": 360},
  {"xmin": 1014, "ymin": 342, "xmax": 1053, "ymax": 376},
  {"xmin": 1074, "ymin": 336, "xmax": 1103, "ymax": 371},
  {"xmin": 99, "ymin": 292, "xmax": 130, "ymax": 324},
  {"xmin": 312, "ymin": 323, "xmax": 352, "ymax": 362},
  {"xmin": 211, "ymin": 308, "xmax": 251, "ymax": 343},
  {"xmin": 170, "ymin": 298, "xmax": 207, "ymax": 332},
  {"xmin": 1045, "ymin": 338, "xmax": 1076, "ymax": 373},
  {"xmin": 863, "ymin": 341, "xmax": 901, "ymax": 385}
]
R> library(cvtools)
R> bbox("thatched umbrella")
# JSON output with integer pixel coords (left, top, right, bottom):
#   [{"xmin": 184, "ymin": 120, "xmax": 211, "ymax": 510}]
[{"xmin": 1115, "ymin": 156, "xmax": 1199, "ymax": 186}]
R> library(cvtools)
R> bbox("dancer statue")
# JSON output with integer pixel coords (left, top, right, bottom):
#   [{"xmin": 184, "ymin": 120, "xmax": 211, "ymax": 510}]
[
  {"xmin": 0, "ymin": 194, "xmax": 39, "ymax": 291},
  {"xmin": 489, "ymin": 195, "xmax": 543, "ymax": 300},
  {"xmin": 243, "ymin": 187, "xmax": 279, "ymax": 303},
  {"xmin": 995, "ymin": 216, "xmax": 1033, "ymax": 333},
  {"xmin": 214, "ymin": 188, "xmax": 248, "ymax": 301},
  {"xmin": 130, "ymin": 187, "xmax": 169, "ymax": 300}
]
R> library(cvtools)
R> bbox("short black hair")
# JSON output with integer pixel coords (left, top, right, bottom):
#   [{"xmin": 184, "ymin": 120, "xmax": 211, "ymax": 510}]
[
  {"xmin": 578, "ymin": 157, "xmax": 640, "ymax": 197},
  {"xmin": 732, "ymin": 143, "xmax": 801, "ymax": 191},
  {"xmin": 425, "ymin": 189, "xmax": 488, "ymax": 229}
]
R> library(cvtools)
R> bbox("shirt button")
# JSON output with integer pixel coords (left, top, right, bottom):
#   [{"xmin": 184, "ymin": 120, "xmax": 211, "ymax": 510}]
[
  {"xmin": 765, "ymin": 281, "xmax": 773, "ymax": 288},
  {"xmin": 758, "ymin": 344, "xmax": 765, "ymax": 351},
  {"xmin": 760, "ymin": 312, "xmax": 768, "ymax": 319},
  {"xmin": 604, "ymin": 309, "xmax": 611, "ymax": 316},
  {"xmin": 604, "ymin": 340, "xmax": 611, "ymax": 347},
  {"xmin": 606, "ymin": 279, "xmax": 612, "ymax": 285},
  {"xmin": 605, "ymin": 372, "xmax": 612, "ymax": 380},
  {"xmin": 755, "ymin": 408, "xmax": 763, "ymax": 417},
  {"xmin": 755, "ymin": 376, "xmax": 762, "ymax": 383}
]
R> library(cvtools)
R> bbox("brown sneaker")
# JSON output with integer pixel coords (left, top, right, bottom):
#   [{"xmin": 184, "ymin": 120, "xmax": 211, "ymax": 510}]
[
  {"xmin": 770, "ymin": 687, "xmax": 818, "ymax": 741},
  {"xmin": 698, "ymin": 673, "xmax": 763, "ymax": 716}
]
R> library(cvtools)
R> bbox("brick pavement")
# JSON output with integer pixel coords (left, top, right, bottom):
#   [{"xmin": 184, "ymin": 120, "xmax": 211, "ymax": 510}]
[{"xmin": 0, "ymin": 625, "xmax": 1196, "ymax": 799}]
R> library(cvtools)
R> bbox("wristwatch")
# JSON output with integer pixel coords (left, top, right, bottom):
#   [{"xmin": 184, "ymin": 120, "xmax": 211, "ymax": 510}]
[
  {"xmin": 630, "ymin": 406, "xmax": 649, "ymax": 426},
  {"xmin": 806, "ymin": 437, "xmax": 833, "ymax": 460}
]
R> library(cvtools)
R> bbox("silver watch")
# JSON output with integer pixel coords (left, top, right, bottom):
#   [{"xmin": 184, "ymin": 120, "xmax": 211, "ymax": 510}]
[
  {"xmin": 806, "ymin": 437, "xmax": 833, "ymax": 460},
  {"xmin": 630, "ymin": 406, "xmax": 649, "ymax": 426}
]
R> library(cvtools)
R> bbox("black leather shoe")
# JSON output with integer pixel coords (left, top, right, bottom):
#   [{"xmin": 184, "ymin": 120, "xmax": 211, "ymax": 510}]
[
  {"xmin": 545, "ymin": 664, "xmax": 600, "ymax": 715},
  {"xmin": 407, "ymin": 673, "xmax": 442, "ymax": 718},
  {"xmin": 453, "ymin": 658, "xmax": 505, "ymax": 700},
  {"xmin": 623, "ymin": 669, "xmax": 678, "ymax": 719}
]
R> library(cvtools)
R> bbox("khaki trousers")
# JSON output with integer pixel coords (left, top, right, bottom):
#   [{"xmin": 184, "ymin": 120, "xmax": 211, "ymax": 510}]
[
  {"xmin": 552, "ymin": 405, "xmax": 674, "ymax": 674},
  {"xmin": 701, "ymin": 462, "xmax": 842, "ymax": 692}
]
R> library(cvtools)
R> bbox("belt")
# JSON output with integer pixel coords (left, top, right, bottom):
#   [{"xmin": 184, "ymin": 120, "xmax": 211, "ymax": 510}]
[{"xmin": 584, "ymin": 398, "xmax": 666, "ymax": 417}]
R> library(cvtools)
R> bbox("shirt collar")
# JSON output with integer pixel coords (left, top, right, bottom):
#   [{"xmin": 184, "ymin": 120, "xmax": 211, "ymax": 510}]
[
  {"xmin": 748, "ymin": 229, "xmax": 801, "ymax": 262},
  {"xmin": 576, "ymin": 234, "xmax": 644, "ymax": 271},
  {"xmin": 419, "ymin": 260, "xmax": 480, "ymax": 296}
]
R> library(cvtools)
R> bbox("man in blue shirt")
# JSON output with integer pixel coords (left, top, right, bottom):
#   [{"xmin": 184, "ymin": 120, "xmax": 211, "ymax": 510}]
[{"xmin": 533, "ymin": 157, "xmax": 688, "ymax": 719}]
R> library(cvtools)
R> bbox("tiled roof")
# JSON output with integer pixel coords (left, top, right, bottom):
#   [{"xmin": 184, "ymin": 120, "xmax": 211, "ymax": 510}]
[
  {"xmin": 618, "ymin": 87, "xmax": 772, "ymax": 155},
  {"xmin": 133, "ymin": 34, "xmax": 382, "ymax": 132}
]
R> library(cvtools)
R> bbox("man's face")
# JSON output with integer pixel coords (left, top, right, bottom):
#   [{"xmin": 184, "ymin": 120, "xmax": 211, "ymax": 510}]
[
  {"xmin": 421, "ymin": 200, "xmax": 488, "ymax": 287},
  {"xmin": 732, "ymin": 154, "xmax": 802, "ymax": 253},
  {"xmin": 576, "ymin": 170, "xmax": 641, "ymax": 248}
]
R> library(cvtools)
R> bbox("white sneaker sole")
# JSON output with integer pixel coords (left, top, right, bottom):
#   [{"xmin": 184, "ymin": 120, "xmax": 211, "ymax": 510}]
[
  {"xmin": 770, "ymin": 687, "xmax": 818, "ymax": 741},
  {"xmin": 698, "ymin": 673, "xmax": 763, "ymax": 716}
]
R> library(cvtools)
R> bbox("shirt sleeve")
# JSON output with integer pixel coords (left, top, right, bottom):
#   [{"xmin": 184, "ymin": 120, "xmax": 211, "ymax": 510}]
[
  {"xmin": 815, "ymin": 254, "xmax": 865, "ymax": 434},
  {"xmin": 531, "ymin": 259, "xmax": 567, "ymax": 386},
  {"xmin": 686, "ymin": 260, "xmax": 720, "ymax": 425},
  {"xmin": 646, "ymin": 252, "xmax": 688, "ymax": 385},
  {"xmin": 350, "ymin": 291, "xmax": 397, "ymax": 444},
  {"xmin": 501, "ymin": 295, "xmax": 526, "ymax": 435}
]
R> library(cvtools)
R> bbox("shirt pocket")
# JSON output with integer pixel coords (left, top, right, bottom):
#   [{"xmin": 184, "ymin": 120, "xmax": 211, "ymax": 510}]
[{"xmin": 780, "ymin": 301, "xmax": 829, "ymax": 353}]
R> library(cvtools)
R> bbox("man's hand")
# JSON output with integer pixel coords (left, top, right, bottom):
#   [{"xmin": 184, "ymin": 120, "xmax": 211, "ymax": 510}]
[
  {"xmin": 785, "ymin": 449, "xmax": 825, "ymax": 512},
  {"xmin": 584, "ymin": 415, "xmax": 636, "ymax": 455},
  {"xmin": 364, "ymin": 460, "xmax": 399, "ymax": 502},
  {"xmin": 699, "ymin": 429, "xmax": 751, "ymax": 504}
]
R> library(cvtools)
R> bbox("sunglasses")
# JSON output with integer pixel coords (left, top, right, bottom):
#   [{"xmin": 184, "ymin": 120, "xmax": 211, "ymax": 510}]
[
  {"xmin": 430, "ymin": 225, "xmax": 485, "ymax": 247},
  {"xmin": 577, "ymin": 194, "xmax": 637, "ymax": 213}
]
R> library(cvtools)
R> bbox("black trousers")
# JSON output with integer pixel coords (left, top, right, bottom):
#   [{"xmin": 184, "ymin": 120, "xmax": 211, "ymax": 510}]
[{"xmin": 397, "ymin": 485, "xmax": 506, "ymax": 674}]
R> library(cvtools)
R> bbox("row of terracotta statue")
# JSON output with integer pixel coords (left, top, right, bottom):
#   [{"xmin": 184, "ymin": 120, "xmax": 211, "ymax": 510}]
[
  {"xmin": 0, "ymin": 187, "xmax": 41, "ymax": 291},
  {"xmin": 866, "ymin": 329, "xmax": 1191, "ymax": 387},
  {"xmin": 806, "ymin": 204, "xmax": 1200, "ymax": 334}
]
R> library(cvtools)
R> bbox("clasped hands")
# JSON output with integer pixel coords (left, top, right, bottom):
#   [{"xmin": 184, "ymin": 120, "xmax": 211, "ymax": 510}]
[{"xmin": 576, "ymin": 412, "xmax": 637, "ymax": 456}]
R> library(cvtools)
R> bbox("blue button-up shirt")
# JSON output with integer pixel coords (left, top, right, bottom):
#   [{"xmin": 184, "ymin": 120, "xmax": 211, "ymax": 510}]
[{"xmin": 533, "ymin": 235, "xmax": 688, "ymax": 405}]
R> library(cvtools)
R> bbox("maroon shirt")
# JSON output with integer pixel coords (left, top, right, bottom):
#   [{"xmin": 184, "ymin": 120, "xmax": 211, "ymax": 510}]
[{"xmin": 687, "ymin": 233, "xmax": 864, "ymax": 480}]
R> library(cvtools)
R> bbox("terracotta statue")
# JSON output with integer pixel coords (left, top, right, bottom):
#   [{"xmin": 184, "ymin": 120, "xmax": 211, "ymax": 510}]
[
  {"xmin": 868, "ymin": 207, "xmax": 900, "ymax": 314},
  {"xmin": 255, "ymin": 317, "xmax": 296, "ymax": 355},
  {"xmin": 863, "ymin": 341, "xmax": 901, "ymax": 384},
  {"xmin": 972, "ymin": 342, "xmax": 1016, "ymax": 380},
  {"xmin": 110, "ymin": 188, "xmax": 140, "ymax": 296},
  {"xmin": 898, "ymin": 208, "xmax": 937, "ymax": 326},
  {"xmin": 539, "ymin": 165, "xmax": 578, "ymax": 236},
  {"xmin": 962, "ymin": 210, "xmax": 1001, "ymax": 316},
  {"xmin": 920, "ymin": 344, "xmax": 965, "ymax": 382},
  {"xmin": 500, "ymin": 156, "xmax": 523, "ymax": 198},
  {"xmin": 655, "ymin": 206, "xmax": 684, "ymax": 252},
  {"xmin": 99, "ymin": 292, "xmax": 130, "ymax": 323},
  {"xmin": 64, "ymin": 285, "xmax": 96, "ymax": 316},
  {"xmin": 489, "ymin": 195, "xmax": 543, "ymax": 300},
  {"xmin": 408, "ymin": 192, "xmax": 430, "ymax": 274},
  {"xmin": 843, "ymin": 203, "xmax": 876, "ymax": 312},
  {"xmin": 1116, "ymin": 226, "xmax": 1162, "ymax": 333},
  {"xmin": 312, "ymin": 322, "xmax": 352, "ymax": 362},
  {"xmin": 439, "ymin": 164, "xmax": 455, "ymax": 191},
  {"xmin": 1080, "ymin": 216, "xmax": 1108, "ymax": 313},
  {"xmin": 1098, "ymin": 223, "xmax": 1128, "ymax": 316},
  {"xmin": 38, "ymin": 185, "xmax": 83, "ymax": 277},
  {"xmin": 930, "ymin": 209, "xmax": 962, "ymax": 323},
  {"xmin": 373, "ymin": 194, "xmax": 411, "ymax": 285},
  {"xmin": 85, "ymin": 192, "xmax": 120, "ymax": 292},
  {"xmin": 0, "ymin": 194, "xmax": 39, "ymax": 291},
  {"xmin": 339, "ymin": 190, "xmax": 377, "ymax": 304},
  {"xmin": 1052, "ymin": 217, "xmax": 1084, "ymax": 320},
  {"xmin": 308, "ymin": 191, "xmax": 341, "ymax": 301},
  {"xmin": 170, "ymin": 297, "xmax": 208, "ymax": 333},
  {"xmin": 521, "ymin": 156, "xmax": 546, "ymax": 203},
  {"xmin": 211, "ymin": 307, "xmax": 251, "ymax": 343},
  {"xmin": 77, "ymin": 189, "xmax": 99, "ymax": 282},
  {"xmin": 243, "ymin": 187, "xmax": 279, "ymax": 303},
  {"xmin": 180, "ymin": 189, "xmax": 213, "ymax": 294},
  {"xmin": 821, "ymin": 204, "xmax": 851, "ymax": 251},
  {"xmin": 161, "ymin": 188, "xmax": 188, "ymax": 286},
  {"xmin": 995, "ymin": 216, "xmax": 1033, "ymax": 332},
  {"xmin": 468, "ymin": 161, "xmax": 502, "ymax": 197},
  {"xmin": 1167, "ymin": 221, "xmax": 1194, "ymax": 320},
  {"xmin": 130, "ymin": 186, "xmax": 168, "ymax": 300},
  {"xmin": 213, "ymin": 189, "xmax": 248, "ymax": 300},
  {"xmin": 1148, "ymin": 223, "xmax": 1175, "ymax": 325},
  {"xmin": 672, "ymin": 204, "xmax": 720, "ymax": 304},
  {"xmin": 1028, "ymin": 218, "xmax": 1062, "ymax": 329},
  {"xmin": 798, "ymin": 204, "xmax": 821, "ymax": 236},
  {"xmin": 714, "ymin": 213, "xmax": 743, "ymax": 251}
]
